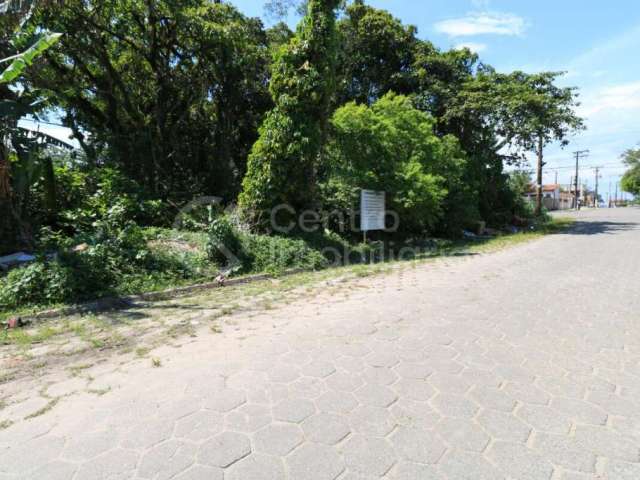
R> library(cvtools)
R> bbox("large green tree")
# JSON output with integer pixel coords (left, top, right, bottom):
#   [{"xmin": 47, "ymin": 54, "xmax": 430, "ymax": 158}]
[
  {"xmin": 27, "ymin": 0, "xmax": 272, "ymax": 201},
  {"xmin": 335, "ymin": 0, "xmax": 417, "ymax": 106},
  {"xmin": 458, "ymin": 71, "xmax": 584, "ymax": 215},
  {"xmin": 239, "ymin": 0, "xmax": 340, "ymax": 227},
  {"xmin": 621, "ymin": 147, "xmax": 640, "ymax": 196},
  {"xmin": 324, "ymin": 93, "xmax": 465, "ymax": 234}
]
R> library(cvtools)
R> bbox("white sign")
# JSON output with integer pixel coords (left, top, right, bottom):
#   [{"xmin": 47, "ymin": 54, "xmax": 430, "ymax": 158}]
[{"xmin": 360, "ymin": 189, "xmax": 385, "ymax": 232}]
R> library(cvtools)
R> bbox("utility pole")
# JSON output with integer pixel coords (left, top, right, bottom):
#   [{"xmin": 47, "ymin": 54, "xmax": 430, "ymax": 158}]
[
  {"xmin": 615, "ymin": 182, "xmax": 618, "ymax": 207},
  {"xmin": 573, "ymin": 150, "xmax": 589, "ymax": 210},
  {"xmin": 593, "ymin": 167, "xmax": 600, "ymax": 208},
  {"xmin": 535, "ymin": 136, "xmax": 546, "ymax": 216}
]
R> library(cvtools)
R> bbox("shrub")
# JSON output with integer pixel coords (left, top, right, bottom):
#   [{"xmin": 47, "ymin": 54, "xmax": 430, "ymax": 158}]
[
  {"xmin": 206, "ymin": 217, "xmax": 245, "ymax": 267},
  {"xmin": 324, "ymin": 93, "xmax": 459, "ymax": 235},
  {"xmin": 0, "ymin": 261, "xmax": 75, "ymax": 309},
  {"xmin": 241, "ymin": 234, "xmax": 328, "ymax": 274}
]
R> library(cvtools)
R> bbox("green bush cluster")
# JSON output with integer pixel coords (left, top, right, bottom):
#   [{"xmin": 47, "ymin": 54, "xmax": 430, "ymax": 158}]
[{"xmin": 206, "ymin": 217, "xmax": 328, "ymax": 275}]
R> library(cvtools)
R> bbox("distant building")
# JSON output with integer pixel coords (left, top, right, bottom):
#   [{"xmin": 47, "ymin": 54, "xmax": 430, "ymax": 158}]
[{"xmin": 524, "ymin": 184, "xmax": 574, "ymax": 210}]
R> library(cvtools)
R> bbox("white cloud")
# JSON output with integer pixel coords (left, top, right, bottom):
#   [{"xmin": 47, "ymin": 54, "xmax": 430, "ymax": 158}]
[
  {"xmin": 435, "ymin": 12, "xmax": 527, "ymax": 37},
  {"xmin": 578, "ymin": 81, "xmax": 640, "ymax": 117},
  {"xmin": 454, "ymin": 42, "xmax": 487, "ymax": 53}
]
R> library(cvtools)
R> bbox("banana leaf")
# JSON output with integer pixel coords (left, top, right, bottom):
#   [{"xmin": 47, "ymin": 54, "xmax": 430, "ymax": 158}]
[{"xmin": 0, "ymin": 32, "xmax": 62, "ymax": 84}]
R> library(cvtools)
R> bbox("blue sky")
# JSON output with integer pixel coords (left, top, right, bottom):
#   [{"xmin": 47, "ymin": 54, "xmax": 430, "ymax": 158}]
[{"xmin": 231, "ymin": 0, "xmax": 640, "ymax": 200}]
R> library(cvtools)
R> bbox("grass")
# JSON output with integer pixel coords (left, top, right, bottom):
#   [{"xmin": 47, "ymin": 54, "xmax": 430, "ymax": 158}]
[{"xmin": 0, "ymin": 216, "xmax": 574, "ymax": 351}]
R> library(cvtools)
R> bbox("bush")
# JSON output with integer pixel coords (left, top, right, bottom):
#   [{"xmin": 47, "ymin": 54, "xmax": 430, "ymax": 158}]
[
  {"xmin": 241, "ymin": 234, "xmax": 328, "ymax": 274},
  {"xmin": 324, "ymin": 93, "xmax": 459, "ymax": 235},
  {"xmin": 206, "ymin": 217, "xmax": 245, "ymax": 267},
  {"xmin": 0, "ymin": 261, "xmax": 75, "ymax": 309},
  {"xmin": 207, "ymin": 216, "xmax": 328, "ymax": 274}
]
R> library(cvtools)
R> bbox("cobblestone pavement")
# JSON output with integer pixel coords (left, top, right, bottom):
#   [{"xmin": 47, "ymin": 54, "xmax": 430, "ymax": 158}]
[{"xmin": 1, "ymin": 208, "xmax": 640, "ymax": 480}]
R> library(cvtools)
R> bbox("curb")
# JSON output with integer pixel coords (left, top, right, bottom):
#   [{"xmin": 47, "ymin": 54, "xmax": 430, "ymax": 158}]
[{"xmin": 18, "ymin": 268, "xmax": 305, "ymax": 323}]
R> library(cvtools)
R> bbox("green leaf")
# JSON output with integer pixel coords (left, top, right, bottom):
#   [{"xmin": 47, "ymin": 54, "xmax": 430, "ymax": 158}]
[{"xmin": 0, "ymin": 32, "xmax": 62, "ymax": 84}]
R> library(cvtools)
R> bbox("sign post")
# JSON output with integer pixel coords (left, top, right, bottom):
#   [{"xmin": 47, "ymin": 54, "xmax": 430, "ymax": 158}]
[{"xmin": 360, "ymin": 189, "xmax": 385, "ymax": 243}]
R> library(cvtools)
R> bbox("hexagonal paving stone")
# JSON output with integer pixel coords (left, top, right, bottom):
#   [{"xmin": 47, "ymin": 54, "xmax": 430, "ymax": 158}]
[
  {"xmin": 390, "ymin": 399, "xmax": 440, "ymax": 431},
  {"xmin": 354, "ymin": 384, "xmax": 398, "ymax": 408},
  {"xmin": 315, "ymin": 391, "xmax": 359, "ymax": 414},
  {"xmin": 549, "ymin": 397, "xmax": 607, "ymax": 426},
  {"xmin": 362, "ymin": 366, "xmax": 398, "ymax": 386},
  {"xmin": 516, "ymin": 404, "xmax": 571, "ymax": 435},
  {"xmin": 427, "ymin": 373, "xmax": 471, "ymax": 394},
  {"xmin": 470, "ymin": 386, "xmax": 516, "ymax": 413},
  {"xmin": 341, "ymin": 435, "xmax": 395, "ymax": 477},
  {"xmin": 606, "ymin": 460, "xmax": 640, "ymax": 480},
  {"xmin": 365, "ymin": 352, "xmax": 400, "ymax": 368},
  {"xmin": 273, "ymin": 398, "xmax": 315, "ymax": 423},
  {"xmin": 393, "ymin": 378, "xmax": 436, "ymax": 401},
  {"xmin": 392, "ymin": 462, "xmax": 444, "ymax": 479},
  {"xmin": 290, "ymin": 377, "xmax": 325, "ymax": 399},
  {"xmin": 138, "ymin": 440, "xmax": 194, "ymax": 480},
  {"xmin": 436, "ymin": 418, "xmax": 491, "ymax": 453},
  {"xmin": 430, "ymin": 393, "xmax": 479, "ymax": 419},
  {"xmin": 302, "ymin": 413, "xmax": 351, "ymax": 445},
  {"xmin": 74, "ymin": 448, "xmax": 139, "ymax": 480},
  {"xmin": 198, "ymin": 431, "xmax": 251, "ymax": 468},
  {"xmin": 226, "ymin": 453, "xmax": 285, "ymax": 480},
  {"xmin": 486, "ymin": 441, "xmax": 554, "ymax": 480},
  {"xmin": 394, "ymin": 362, "xmax": 433, "ymax": 380},
  {"xmin": 532, "ymin": 432, "xmax": 597, "ymax": 473},
  {"xmin": 174, "ymin": 465, "xmax": 223, "ymax": 480},
  {"xmin": 203, "ymin": 389, "xmax": 247, "ymax": 413},
  {"xmin": 254, "ymin": 423, "xmax": 304, "ymax": 456},
  {"xmin": 61, "ymin": 430, "xmax": 116, "ymax": 461},
  {"xmin": 287, "ymin": 443, "xmax": 345, "ymax": 480},
  {"xmin": 348, "ymin": 405, "xmax": 396, "ymax": 437},
  {"xmin": 268, "ymin": 364, "xmax": 301, "ymax": 383},
  {"xmin": 477, "ymin": 409, "xmax": 532, "ymax": 443},
  {"xmin": 390, "ymin": 426, "xmax": 447, "ymax": 464},
  {"xmin": 302, "ymin": 361, "xmax": 336, "ymax": 378},
  {"xmin": 174, "ymin": 410, "xmax": 224, "ymax": 441},
  {"xmin": 503, "ymin": 381, "xmax": 550, "ymax": 405},
  {"xmin": 325, "ymin": 372, "xmax": 365, "ymax": 392},
  {"xmin": 438, "ymin": 450, "xmax": 505, "ymax": 480},
  {"xmin": 572, "ymin": 424, "xmax": 640, "ymax": 462},
  {"xmin": 225, "ymin": 403, "xmax": 272, "ymax": 433},
  {"xmin": 121, "ymin": 418, "xmax": 174, "ymax": 449}
]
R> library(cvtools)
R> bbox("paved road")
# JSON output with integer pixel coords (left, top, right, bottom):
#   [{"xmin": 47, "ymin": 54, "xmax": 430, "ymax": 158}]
[{"xmin": 2, "ymin": 208, "xmax": 640, "ymax": 480}]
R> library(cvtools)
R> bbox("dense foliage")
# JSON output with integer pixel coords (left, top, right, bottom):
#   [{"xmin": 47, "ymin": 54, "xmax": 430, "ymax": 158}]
[
  {"xmin": 239, "ymin": 0, "xmax": 340, "ymax": 225},
  {"xmin": 29, "ymin": 0, "xmax": 272, "ymax": 201},
  {"xmin": 0, "ymin": 0, "xmax": 587, "ymax": 312},
  {"xmin": 621, "ymin": 147, "xmax": 640, "ymax": 196},
  {"xmin": 325, "ymin": 93, "xmax": 460, "ymax": 233}
]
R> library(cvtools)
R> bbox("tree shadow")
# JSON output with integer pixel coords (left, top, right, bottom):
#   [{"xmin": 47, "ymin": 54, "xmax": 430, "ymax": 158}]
[{"xmin": 561, "ymin": 220, "xmax": 638, "ymax": 236}]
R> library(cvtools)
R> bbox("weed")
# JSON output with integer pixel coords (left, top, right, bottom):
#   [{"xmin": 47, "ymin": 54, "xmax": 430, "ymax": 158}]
[
  {"xmin": 0, "ymin": 420, "xmax": 13, "ymax": 430},
  {"xmin": 24, "ymin": 398, "xmax": 59, "ymax": 420},
  {"xmin": 151, "ymin": 357, "xmax": 162, "ymax": 368}
]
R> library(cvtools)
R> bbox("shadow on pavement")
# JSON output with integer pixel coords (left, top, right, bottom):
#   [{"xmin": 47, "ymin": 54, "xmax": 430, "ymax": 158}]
[{"xmin": 562, "ymin": 220, "xmax": 638, "ymax": 236}]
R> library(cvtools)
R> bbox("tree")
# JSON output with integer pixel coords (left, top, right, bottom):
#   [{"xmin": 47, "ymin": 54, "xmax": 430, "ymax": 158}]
[
  {"xmin": 1, "ymin": 1, "xmax": 64, "ymax": 253},
  {"xmin": 324, "ymin": 93, "xmax": 464, "ymax": 234},
  {"xmin": 239, "ymin": 0, "xmax": 340, "ymax": 227},
  {"xmin": 621, "ymin": 147, "xmax": 640, "ymax": 196},
  {"xmin": 27, "ymin": 0, "xmax": 272, "ymax": 201},
  {"xmin": 459, "ymin": 71, "xmax": 584, "ymax": 215},
  {"xmin": 335, "ymin": 0, "xmax": 417, "ymax": 106}
]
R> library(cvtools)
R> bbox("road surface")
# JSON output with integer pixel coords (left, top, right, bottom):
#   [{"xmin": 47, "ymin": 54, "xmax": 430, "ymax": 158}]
[{"xmin": 1, "ymin": 208, "xmax": 640, "ymax": 479}]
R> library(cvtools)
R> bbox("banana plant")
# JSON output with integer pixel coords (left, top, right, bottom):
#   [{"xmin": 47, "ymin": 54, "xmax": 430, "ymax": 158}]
[
  {"xmin": 0, "ymin": 32, "xmax": 61, "ymax": 83},
  {"xmin": 1, "ymin": 29, "xmax": 65, "ymax": 252}
]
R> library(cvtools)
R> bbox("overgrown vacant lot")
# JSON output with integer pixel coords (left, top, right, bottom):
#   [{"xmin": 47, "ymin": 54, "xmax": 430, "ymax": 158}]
[{"xmin": 0, "ymin": 221, "xmax": 570, "ymax": 429}]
